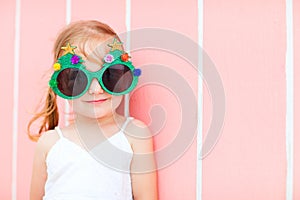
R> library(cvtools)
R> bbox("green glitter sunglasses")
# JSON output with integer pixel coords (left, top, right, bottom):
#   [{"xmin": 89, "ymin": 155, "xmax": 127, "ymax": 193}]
[{"xmin": 49, "ymin": 41, "xmax": 141, "ymax": 99}]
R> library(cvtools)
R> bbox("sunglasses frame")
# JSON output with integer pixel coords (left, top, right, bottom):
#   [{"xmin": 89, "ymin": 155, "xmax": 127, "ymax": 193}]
[{"xmin": 49, "ymin": 53, "xmax": 139, "ymax": 99}]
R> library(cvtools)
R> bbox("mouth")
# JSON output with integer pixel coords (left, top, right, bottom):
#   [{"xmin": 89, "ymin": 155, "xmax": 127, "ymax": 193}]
[{"xmin": 84, "ymin": 98, "xmax": 108, "ymax": 104}]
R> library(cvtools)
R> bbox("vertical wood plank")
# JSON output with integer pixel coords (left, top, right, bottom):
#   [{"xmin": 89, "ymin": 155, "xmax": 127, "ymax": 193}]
[
  {"xmin": 130, "ymin": 1, "xmax": 198, "ymax": 199},
  {"xmin": 202, "ymin": 0, "xmax": 286, "ymax": 199},
  {"xmin": 72, "ymin": 0, "xmax": 126, "ymax": 33},
  {"xmin": 16, "ymin": 0, "xmax": 66, "ymax": 198},
  {"xmin": 0, "ymin": 1, "xmax": 15, "ymax": 199}
]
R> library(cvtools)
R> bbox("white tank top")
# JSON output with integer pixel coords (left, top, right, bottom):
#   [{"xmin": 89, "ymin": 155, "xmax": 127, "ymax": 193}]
[{"xmin": 43, "ymin": 117, "xmax": 134, "ymax": 200}]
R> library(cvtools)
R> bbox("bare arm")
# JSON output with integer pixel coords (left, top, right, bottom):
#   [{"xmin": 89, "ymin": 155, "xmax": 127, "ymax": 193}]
[
  {"xmin": 129, "ymin": 120, "xmax": 158, "ymax": 200},
  {"xmin": 30, "ymin": 130, "xmax": 57, "ymax": 200}
]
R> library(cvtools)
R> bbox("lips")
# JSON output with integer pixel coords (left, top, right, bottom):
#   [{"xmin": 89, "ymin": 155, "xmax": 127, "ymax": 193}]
[{"xmin": 85, "ymin": 98, "xmax": 107, "ymax": 103}]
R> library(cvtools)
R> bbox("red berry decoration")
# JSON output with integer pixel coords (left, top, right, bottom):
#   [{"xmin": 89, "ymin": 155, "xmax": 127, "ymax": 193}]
[{"xmin": 121, "ymin": 53, "xmax": 130, "ymax": 62}]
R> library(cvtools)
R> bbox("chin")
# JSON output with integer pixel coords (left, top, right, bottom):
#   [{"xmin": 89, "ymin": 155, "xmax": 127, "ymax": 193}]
[{"xmin": 74, "ymin": 106, "xmax": 112, "ymax": 119}]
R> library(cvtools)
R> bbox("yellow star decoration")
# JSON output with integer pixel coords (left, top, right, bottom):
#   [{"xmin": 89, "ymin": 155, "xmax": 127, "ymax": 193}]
[
  {"xmin": 61, "ymin": 43, "xmax": 77, "ymax": 55},
  {"xmin": 108, "ymin": 38, "xmax": 123, "ymax": 51}
]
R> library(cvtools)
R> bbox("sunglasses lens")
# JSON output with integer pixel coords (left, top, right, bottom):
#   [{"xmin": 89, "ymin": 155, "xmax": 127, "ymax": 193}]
[
  {"xmin": 57, "ymin": 68, "xmax": 88, "ymax": 97},
  {"xmin": 102, "ymin": 64, "xmax": 133, "ymax": 93}
]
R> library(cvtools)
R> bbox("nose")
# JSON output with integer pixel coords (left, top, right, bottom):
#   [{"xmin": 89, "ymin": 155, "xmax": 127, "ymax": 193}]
[{"xmin": 88, "ymin": 78, "xmax": 104, "ymax": 95}]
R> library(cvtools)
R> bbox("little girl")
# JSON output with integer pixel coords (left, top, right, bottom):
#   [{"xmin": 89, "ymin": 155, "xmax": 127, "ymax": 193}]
[{"xmin": 28, "ymin": 20, "xmax": 158, "ymax": 200}]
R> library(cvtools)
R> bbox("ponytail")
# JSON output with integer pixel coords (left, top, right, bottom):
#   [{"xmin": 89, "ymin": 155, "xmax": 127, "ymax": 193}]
[{"xmin": 27, "ymin": 88, "xmax": 59, "ymax": 142}]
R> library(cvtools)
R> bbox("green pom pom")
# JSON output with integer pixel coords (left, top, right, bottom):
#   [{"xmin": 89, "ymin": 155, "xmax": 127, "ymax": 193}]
[{"xmin": 49, "ymin": 79, "xmax": 57, "ymax": 88}]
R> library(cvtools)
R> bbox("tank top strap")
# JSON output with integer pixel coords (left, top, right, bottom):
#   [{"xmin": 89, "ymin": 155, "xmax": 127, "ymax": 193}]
[
  {"xmin": 121, "ymin": 117, "xmax": 134, "ymax": 131},
  {"xmin": 54, "ymin": 127, "xmax": 64, "ymax": 138}
]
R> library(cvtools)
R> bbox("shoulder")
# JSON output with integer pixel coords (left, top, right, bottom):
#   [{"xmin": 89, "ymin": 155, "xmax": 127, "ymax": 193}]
[
  {"xmin": 126, "ymin": 118, "xmax": 152, "ymax": 137},
  {"xmin": 35, "ymin": 129, "xmax": 60, "ymax": 156},
  {"xmin": 125, "ymin": 118, "xmax": 154, "ymax": 153}
]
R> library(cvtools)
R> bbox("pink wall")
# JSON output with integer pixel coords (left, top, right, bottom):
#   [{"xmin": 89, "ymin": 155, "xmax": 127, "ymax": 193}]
[
  {"xmin": 1, "ymin": 0, "xmax": 299, "ymax": 200},
  {"xmin": 203, "ymin": 0, "xmax": 287, "ymax": 199},
  {"xmin": 130, "ymin": 1, "xmax": 198, "ymax": 199},
  {"xmin": 16, "ymin": 0, "xmax": 66, "ymax": 197},
  {"xmin": 0, "ymin": 1, "xmax": 15, "ymax": 199}
]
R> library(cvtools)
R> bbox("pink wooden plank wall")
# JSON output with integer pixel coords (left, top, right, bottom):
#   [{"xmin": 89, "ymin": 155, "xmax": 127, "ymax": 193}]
[
  {"xmin": 130, "ymin": 1, "xmax": 198, "ymax": 200},
  {"xmin": 15, "ymin": 1, "xmax": 66, "ymax": 199},
  {"xmin": 0, "ymin": 0, "xmax": 299, "ymax": 199},
  {"xmin": 202, "ymin": 0, "xmax": 286, "ymax": 199},
  {"xmin": 0, "ymin": 1, "xmax": 15, "ymax": 199}
]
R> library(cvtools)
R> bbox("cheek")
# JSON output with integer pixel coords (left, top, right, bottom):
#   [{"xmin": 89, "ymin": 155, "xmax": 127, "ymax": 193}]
[
  {"xmin": 111, "ymin": 96, "xmax": 123, "ymax": 109},
  {"xmin": 68, "ymin": 99, "xmax": 82, "ymax": 113}
]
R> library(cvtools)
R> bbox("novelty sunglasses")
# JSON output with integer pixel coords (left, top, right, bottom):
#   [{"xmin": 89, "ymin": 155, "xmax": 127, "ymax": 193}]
[{"xmin": 49, "ymin": 41, "xmax": 141, "ymax": 99}]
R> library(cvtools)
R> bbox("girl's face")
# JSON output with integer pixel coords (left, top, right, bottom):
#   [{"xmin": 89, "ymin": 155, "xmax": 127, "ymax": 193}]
[{"xmin": 69, "ymin": 38, "xmax": 123, "ymax": 119}]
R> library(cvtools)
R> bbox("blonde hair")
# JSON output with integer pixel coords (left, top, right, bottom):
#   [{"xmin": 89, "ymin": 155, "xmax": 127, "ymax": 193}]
[{"xmin": 27, "ymin": 20, "xmax": 118, "ymax": 141}]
